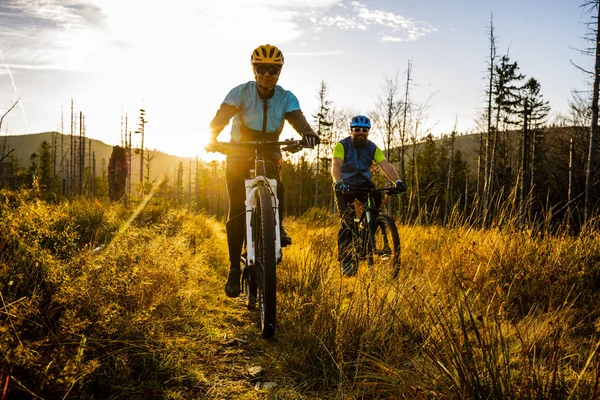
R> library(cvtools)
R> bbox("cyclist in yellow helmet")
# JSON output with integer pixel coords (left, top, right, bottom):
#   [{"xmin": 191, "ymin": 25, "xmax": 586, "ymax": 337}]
[{"xmin": 206, "ymin": 44, "xmax": 320, "ymax": 298}]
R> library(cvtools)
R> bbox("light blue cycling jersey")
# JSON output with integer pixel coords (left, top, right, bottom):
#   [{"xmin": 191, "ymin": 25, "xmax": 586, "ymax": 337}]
[{"xmin": 222, "ymin": 81, "xmax": 301, "ymax": 141}]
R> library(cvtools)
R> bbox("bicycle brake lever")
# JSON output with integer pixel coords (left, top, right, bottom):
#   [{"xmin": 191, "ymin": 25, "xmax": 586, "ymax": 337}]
[{"xmin": 282, "ymin": 144, "xmax": 302, "ymax": 153}]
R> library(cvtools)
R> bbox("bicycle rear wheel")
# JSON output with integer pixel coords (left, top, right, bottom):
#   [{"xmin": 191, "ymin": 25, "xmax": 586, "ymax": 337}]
[
  {"xmin": 370, "ymin": 214, "xmax": 401, "ymax": 278},
  {"xmin": 254, "ymin": 186, "xmax": 277, "ymax": 338}
]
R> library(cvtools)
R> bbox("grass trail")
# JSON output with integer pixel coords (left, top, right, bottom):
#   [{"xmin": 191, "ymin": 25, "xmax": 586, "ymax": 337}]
[{"xmin": 4, "ymin": 192, "xmax": 600, "ymax": 398}]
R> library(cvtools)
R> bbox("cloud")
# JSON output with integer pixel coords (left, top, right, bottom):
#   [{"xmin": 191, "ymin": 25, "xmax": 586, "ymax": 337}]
[
  {"xmin": 286, "ymin": 50, "xmax": 346, "ymax": 56},
  {"xmin": 0, "ymin": 0, "xmax": 341, "ymax": 72},
  {"xmin": 4, "ymin": 0, "xmax": 104, "ymax": 28},
  {"xmin": 314, "ymin": 1, "xmax": 436, "ymax": 42},
  {"xmin": 0, "ymin": 0, "xmax": 108, "ymax": 69},
  {"xmin": 319, "ymin": 15, "xmax": 368, "ymax": 31}
]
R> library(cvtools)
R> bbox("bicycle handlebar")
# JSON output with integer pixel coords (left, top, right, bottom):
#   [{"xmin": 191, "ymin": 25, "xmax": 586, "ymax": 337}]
[
  {"xmin": 210, "ymin": 139, "xmax": 307, "ymax": 155},
  {"xmin": 343, "ymin": 185, "xmax": 405, "ymax": 195}
]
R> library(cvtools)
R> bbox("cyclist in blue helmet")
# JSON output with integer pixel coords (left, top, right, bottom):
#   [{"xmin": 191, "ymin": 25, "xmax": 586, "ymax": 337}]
[
  {"xmin": 331, "ymin": 115, "xmax": 407, "ymax": 276},
  {"xmin": 206, "ymin": 44, "xmax": 321, "ymax": 298}
]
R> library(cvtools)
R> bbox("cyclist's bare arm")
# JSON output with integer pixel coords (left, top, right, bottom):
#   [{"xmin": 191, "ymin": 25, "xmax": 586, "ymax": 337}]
[
  {"xmin": 208, "ymin": 103, "xmax": 238, "ymax": 141},
  {"xmin": 377, "ymin": 159, "xmax": 400, "ymax": 182},
  {"xmin": 331, "ymin": 157, "xmax": 343, "ymax": 182}
]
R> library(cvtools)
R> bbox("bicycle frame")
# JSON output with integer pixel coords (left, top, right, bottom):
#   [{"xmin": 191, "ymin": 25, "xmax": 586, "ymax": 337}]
[
  {"xmin": 244, "ymin": 157, "xmax": 282, "ymax": 266},
  {"xmin": 216, "ymin": 139, "xmax": 306, "ymax": 337},
  {"xmin": 345, "ymin": 186, "xmax": 400, "ymax": 265},
  {"xmin": 216, "ymin": 140, "xmax": 303, "ymax": 266},
  {"xmin": 352, "ymin": 192, "xmax": 379, "ymax": 259}
]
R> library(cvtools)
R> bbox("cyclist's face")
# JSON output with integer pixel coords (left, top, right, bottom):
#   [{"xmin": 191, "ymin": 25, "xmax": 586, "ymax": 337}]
[
  {"xmin": 253, "ymin": 63, "xmax": 280, "ymax": 91},
  {"xmin": 351, "ymin": 127, "xmax": 369, "ymax": 149}
]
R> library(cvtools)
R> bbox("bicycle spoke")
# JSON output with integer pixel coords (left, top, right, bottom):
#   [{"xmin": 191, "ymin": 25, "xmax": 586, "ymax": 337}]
[
  {"xmin": 255, "ymin": 186, "xmax": 277, "ymax": 338},
  {"xmin": 371, "ymin": 214, "xmax": 401, "ymax": 278}
]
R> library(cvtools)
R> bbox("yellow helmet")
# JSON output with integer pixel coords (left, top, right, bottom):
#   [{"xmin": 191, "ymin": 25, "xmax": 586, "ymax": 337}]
[{"xmin": 251, "ymin": 44, "xmax": 284, "ymax": 65}]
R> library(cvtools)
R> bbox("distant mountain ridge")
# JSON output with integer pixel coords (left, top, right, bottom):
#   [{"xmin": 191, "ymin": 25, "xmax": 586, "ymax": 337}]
[{"xmin": 1, "ymin": 132, "xmax": 194, "ymax": 182}]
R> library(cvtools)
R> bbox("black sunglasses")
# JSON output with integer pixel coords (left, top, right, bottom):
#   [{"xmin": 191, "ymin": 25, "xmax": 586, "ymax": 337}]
[
  {"xmin": 352, "ymin": 127, "xmax": 369, "ymax": 133},
  {"xmin": 254, "ymin": 65, "xmax": 281, "ymax": 75}
]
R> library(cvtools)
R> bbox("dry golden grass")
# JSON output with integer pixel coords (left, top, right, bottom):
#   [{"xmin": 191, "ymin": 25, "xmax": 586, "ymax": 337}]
[
  {"xmin": 3, "ymin": 190, "xmax": 600, "ymax": 399},
  {"xmin": 0, "ymin": 190, "xmax": 264, "ymax": 399},
  {"xmin": 272, "ymin": 217, "xmax": 600, "ymax": 399}
]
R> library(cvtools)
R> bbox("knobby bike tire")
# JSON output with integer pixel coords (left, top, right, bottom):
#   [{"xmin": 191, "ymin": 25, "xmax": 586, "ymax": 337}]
[
  {"xmin": 255, "ymin": 186, "xmax": 277, "ymax": 338},
  {"xmin": 241, "ymin": 254, "xmax": 257, "ymax": 310},
  {"xmin": 370, "ymin": 214, "xmax": 401, "ymax": 278}
]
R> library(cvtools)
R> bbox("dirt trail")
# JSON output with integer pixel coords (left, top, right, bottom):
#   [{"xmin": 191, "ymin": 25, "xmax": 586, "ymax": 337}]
[{"xmin": 193, "ymin": 224, "xmax": 289, "ymax": 399}]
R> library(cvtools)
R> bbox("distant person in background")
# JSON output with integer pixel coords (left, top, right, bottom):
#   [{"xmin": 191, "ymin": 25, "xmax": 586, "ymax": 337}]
[
  {"xmin": 206, "ymin": 44, "xmax": 320, "ymax": 298},
  {"xmin": 331, "ymin": 115, "xmax": 407, "ymax": 276},
  {"xmin": 108, "ymin": 145, "xmax": 128, "ymax": 202}
]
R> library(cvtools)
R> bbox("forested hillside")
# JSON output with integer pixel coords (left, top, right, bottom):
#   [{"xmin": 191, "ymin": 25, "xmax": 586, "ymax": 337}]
[
  {"xmin": 0, "ymin": 124, "xmax": 592, "ymax": 229},
  {"xmin": 0, "ymin": 132, "xmax": 194, "ymax": 186}
]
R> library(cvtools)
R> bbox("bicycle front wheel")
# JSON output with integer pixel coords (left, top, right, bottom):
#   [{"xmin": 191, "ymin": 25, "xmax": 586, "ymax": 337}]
[
  {"xmin": 241, "ymin": 254, "xmax": 257, "ymax": 310},
  {"xmin": 254, "ymin": 186, "xmax": 277, "ymax": 338},
  {"xmin": 370, "ymin": 214, "xmax": 401, "ymax": 278}
]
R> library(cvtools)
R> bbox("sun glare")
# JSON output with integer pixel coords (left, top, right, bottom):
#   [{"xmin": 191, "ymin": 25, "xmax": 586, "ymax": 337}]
[{"xmin": 32, "ymin": 0, "xmax": 318, "ymax": 161}]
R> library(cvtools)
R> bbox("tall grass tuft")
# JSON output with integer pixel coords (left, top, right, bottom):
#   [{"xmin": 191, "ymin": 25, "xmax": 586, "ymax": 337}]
[
  {"xmin": 0, "ymin": 190, "xmax": 228, "ymax": 398},
  {"xmin": 273, "ymin": 213, "xmax": 600, "ymax": 398}
]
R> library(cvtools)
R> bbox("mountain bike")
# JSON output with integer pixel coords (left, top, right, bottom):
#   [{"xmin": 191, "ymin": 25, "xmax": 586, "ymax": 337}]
[
  {"xmin": 341, "ymin": 186, "xmax": 402, "ymax": 278},
  {"xmin": 216, "ymin": 139, "xmax": 306, "ymax": 338}
]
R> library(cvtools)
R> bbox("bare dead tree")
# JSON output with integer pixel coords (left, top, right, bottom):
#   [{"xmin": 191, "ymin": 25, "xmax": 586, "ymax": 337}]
[
  {"xmin": 0, "ymin": 97, "xmax": 20, "ymax": 134},
  {"xmin": 582, "ymin": 1, "xmax": 600, "ymax": 222},
  {"xmin": 444, "ymin": 118, "xmax": 457, "ymax": 222},
  {"xmin": 88, "ymin": 139, "xmax": 92, "ymax": 196},
  {"xmin": 136, "ymin": 109, "xmax": 147, "ymax": 197},
  {"xmin": 520, "ymin": 98, "xmax": 530, "ymax": 223},
  {"xmin": 92, "ymin": 151, "xmax": 96, "ymax": 198},
  {"xmin": 482, "ymin": 13, "xmax": 497, "ymax": 224},
  {"xmin": 0, "ymin": 97, "xmax": 20, "ymax": 185},
  {"xmin": 79, "ymin": 112, "xmax": 85, "ymax": 195},
  {"xmin": 372, "ymin": 74, "xmax": 402, "ymax": 215},
  {"xmin": 70, "ymin": 99, "xmax": 74, "ymax": 195},
  {"xmin": 399, "ymin": 60, "xmax": 413, "ymax": 181},
  {"xmin": 60, "ymin": 107, "xmax": 64, "ymax": 192},
  {"xmin": 374, "ymin": 74, "xmax": 400, "ymax": 162}
]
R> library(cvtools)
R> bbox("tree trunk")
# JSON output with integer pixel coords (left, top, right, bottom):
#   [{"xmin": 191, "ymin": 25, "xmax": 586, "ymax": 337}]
[
  {"xmin": 568, "ymin": 137, "xmax": 574, "ymax": 229},
  {"xmin": 520, "ymin": 99, "xmax": 529, "ymax": 224},
  {"xmin": 444, "ymin": 130, "xmax": 455, "ymax": 223},
  {"xmin": 79, "ymin": 112, "xmax": 85, "ymax": 195},
  {"xmin": 529, "ymin": 129, "xmax": 536, "ymax": 222},
  {"xmin": 483, "ymin": 15, "xmax": 496, "ymax": 225},
  {"xmin": 584, "ymin": 3, "xmax": 600, "ymax": 222},
  {"xmin": 315, "ymin": 144, "xmax": 320, "ymax": 207}
]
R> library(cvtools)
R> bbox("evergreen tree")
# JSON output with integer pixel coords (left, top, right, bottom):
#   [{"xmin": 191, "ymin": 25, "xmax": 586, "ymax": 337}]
[
  {"xmin": 519, "ymin": 78, "xmax": 550, "ymax": 130},
  {"xmin": 95, "ymin": 158, "xmax": 109, "ymax": 199},
  {"xmin": 37, "ymin": 140, "xmax": 53, "ymax": 190},
  {"xmin": 517, "ymin": 77, "xmax": 551, "ymax": 220},
  {"xmin": 176, "ymin": 161, "xmax": 184, "ymax": 206},
  {"xmin": 489, "ymin": 54, "xmax": 525, "ymax": 201},
  {"xmin": 29, "ymin": 152, "xmax": 38, "ymax": 188},
  {"xmin": 312, "ymin": 80, "xmax": 334, "ymax": 208},
  {"xmin": 413, "ymin": 134, "xmax": 447, "ymax": 222}
]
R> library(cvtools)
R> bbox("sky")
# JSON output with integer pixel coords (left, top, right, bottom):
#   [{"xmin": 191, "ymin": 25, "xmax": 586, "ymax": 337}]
[{"xmin": 0, "ymin": 0, "xmax": 593, "ymax": 158}]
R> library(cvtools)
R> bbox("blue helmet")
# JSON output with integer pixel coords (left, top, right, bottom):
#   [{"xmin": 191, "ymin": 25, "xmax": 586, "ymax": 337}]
[{"xmin": 350, "ymin": 115, "xmax": 371, "ymax": 129}]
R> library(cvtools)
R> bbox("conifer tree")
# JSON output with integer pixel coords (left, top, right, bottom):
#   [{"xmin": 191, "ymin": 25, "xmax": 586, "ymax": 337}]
[
  {"xmin": 37, "ymin": 140, "xmax": 53, "ymax": 190},
  {"xmin": 312, "ymin": 81, "xmax": 333, "ymax": 208}
]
